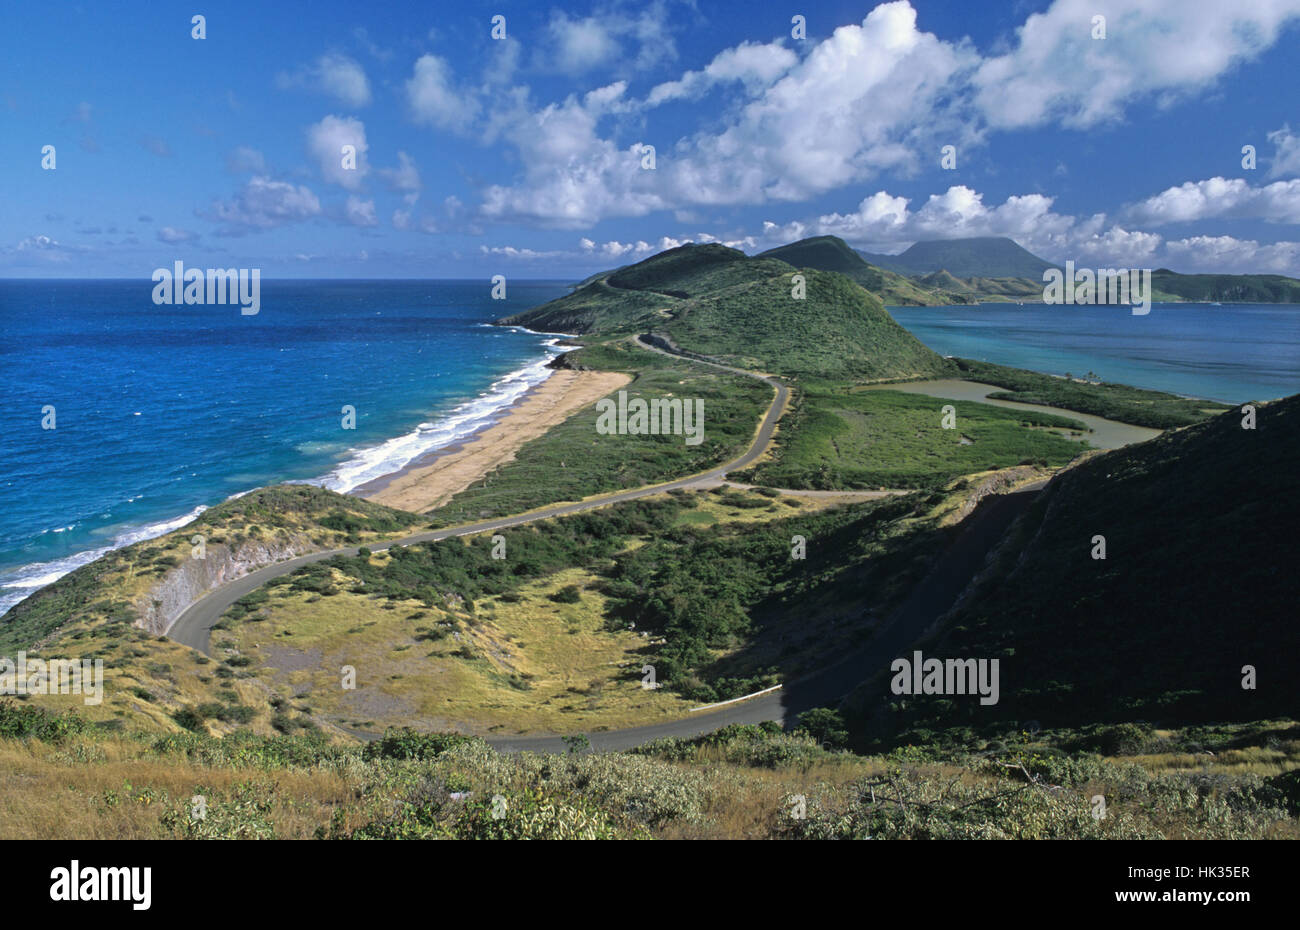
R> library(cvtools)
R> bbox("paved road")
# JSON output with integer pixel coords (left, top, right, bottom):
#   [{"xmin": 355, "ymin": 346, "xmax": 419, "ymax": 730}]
[
  {"xmin": 167, "ymin": 335, "xmax": 1042, "ymax": 753},
  {"xmin": 168, "ymin": 335, "xmax": 787, "ymax": 655}
]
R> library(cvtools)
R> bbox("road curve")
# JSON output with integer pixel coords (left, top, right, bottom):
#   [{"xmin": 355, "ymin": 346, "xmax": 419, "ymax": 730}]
[
  {"xmin": 166, "ymin": 334, "xmax": 1041, "ymax": 753},
  {"xmin": 168, "ymin": 334, "xmax": 788, "ymax": 655}
]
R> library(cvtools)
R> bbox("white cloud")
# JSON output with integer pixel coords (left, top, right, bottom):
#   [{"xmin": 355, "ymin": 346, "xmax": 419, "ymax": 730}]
[
  {"xmin": 156, "ymin": 226, "xmax": 198, "ymax": 243},
  {"xmin": 378, "ymin": 151, "xmax": 421, "ymax": 194},
  {"xmin": 1268, "ymin": 125, "xmax": 1300, "ymax": 178},
  {"xmin": 545, "ymin": 11, "xmax": 620, "ymax": 73},
  {"xmin": 307, "ymin": 115, "xmax": 369, "ymax": 190},
  {"xmin": 16, "ymin": 234, "xmax": 61, "ymax": 250},
  {"xmin": 210, "ymin": 176, "xmax": 322, "ymax": 233},
  {"xmin": 406, "ymin": 54, "xmax": 479, "ymax": 130},
  {"xmin": 973, "ymin": 0, "xmax": 1300, "ymax": 129},
  {"xmin": 480, "ymin": 88, "xmax": 667, "ymax": 228},
  {"xmin": 1127, "ymin": 177, "xmax": 1300, "ymax": 225},
  {"xmin": 344, "ymin": 196, "xmax": 378, "ymax": 227},
  {"xmin": 482, "ymin": 2, "xmax": 978, "ymax": 224},
  {"xmin": 1163, "ymin": 235, "xmax": 1300, "ymax": 274},
  {"xmin": 647, "ymin": 41, "xmax": 798, "ymax": 106},
  {"xmin": 278, "ymin": 53, "xmax": 371, "ymax": 107},
  {"xmin": 539, "ymin": 2, "xmax": 678, "ymax": 75}
]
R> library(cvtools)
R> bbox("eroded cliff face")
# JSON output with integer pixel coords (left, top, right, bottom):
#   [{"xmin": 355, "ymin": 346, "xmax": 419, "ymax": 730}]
[{"xmin": 133, "ymin": 533, "xmax": 320, "ymax": 635}]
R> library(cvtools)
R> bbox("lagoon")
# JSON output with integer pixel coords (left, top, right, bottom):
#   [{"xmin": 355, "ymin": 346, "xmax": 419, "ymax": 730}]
[{"xmin": 888, "ymin": 303, "xmax": 1300, "ymax": 404}]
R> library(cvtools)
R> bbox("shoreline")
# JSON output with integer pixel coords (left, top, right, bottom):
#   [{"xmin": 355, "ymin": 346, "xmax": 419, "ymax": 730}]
[
  {"xmin": 354, "ymin": 365, "xmax": 631, "ymax": 513},
  {"xmin": 0, "ymin": 332, "xmax": 582, "ymax": 616}
]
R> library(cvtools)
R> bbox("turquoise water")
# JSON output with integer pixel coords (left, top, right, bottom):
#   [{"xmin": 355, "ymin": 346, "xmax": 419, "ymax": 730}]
[
  {"xmin": 0, "ymin": 280, "xmax": 570, "ymax": 614},
  {"xmin": 888, "ymin": 303, "xmax": 1300, "ymax": 404}
]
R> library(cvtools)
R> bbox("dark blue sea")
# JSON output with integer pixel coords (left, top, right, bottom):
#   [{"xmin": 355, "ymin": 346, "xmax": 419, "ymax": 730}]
[
  {"xmin": 3, "ymin": 286, "xmax": 1297, "ymax": 617},
  {"xmin": 0, "ymin": 280, "xmax": 569, "ymax": 614}
]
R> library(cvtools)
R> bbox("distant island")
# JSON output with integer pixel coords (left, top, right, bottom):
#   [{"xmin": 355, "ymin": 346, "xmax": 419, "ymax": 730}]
[{"xmin": 754, "ymin": 234, "xmax": 1300, "ymax": 306}]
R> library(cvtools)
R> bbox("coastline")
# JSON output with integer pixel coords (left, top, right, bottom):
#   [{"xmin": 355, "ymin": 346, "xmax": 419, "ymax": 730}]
[
  {"xmin": 354, "ymin": 366, "xmax": 631, "ymax": 513},
  {"xmin": 0, "ymin": 331, "xmax": 582, "ymax": 616}
]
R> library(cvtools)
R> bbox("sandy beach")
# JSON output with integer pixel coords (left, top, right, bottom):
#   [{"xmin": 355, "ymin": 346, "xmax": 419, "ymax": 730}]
[{"xmin": 355, "ymin": 368, "xmax": 632, "ymax": 513}]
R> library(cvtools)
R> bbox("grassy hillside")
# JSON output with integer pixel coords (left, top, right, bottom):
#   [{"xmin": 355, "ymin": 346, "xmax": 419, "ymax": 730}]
[
  {"xmin": 431, "ymin": 340, "xmax": 773, "ymax": 523},
  {"xmin": 733, "ymin": 386, "xmax": 1088, "ymax": 490},
  {"xmin": 499, "ymin": 242, "xmax": 949, "ymax": 381},
  {"xmin": 758, "ymin": 236, "xmax": 952, "ymax": 305},
  {"xmin": 0, "ymin": 485, "xmax": 421, "ymax": 655},
  {"xmin": 876, "ymin": 395, "xmax": 1300, "ymax": 741},
  {"xmin": 1151, "ymin": 269, "xmax": 1300, "ymax": 303},
  {"xmin": 915, "ymin": 271, "xmax": 1045, "ymax": 303},
  {"xmin": 2, "ymin": 702, "xmax": 1296, "ymax": 839},
  {"xmin": 659, "ymin": 267, "xmax": 949, "ymax": 380}
]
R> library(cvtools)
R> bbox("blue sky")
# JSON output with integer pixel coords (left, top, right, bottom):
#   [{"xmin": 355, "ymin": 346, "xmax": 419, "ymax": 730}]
[{"xmin": 3, "ymin": 0, "xmax": 1300, "ymax": 278}]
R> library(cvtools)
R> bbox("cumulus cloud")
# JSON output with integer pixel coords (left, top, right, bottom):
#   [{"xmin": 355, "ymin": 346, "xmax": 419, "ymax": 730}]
[
  {"xmin": 406, "ymin": 54, "xmax": 479, "ymax": 130},
  {"xmin": 480, "ymin": 85, "xmax": 668, "ymax": 228},
  {"xmin": 16, "ymin": 234, "xmax": 62, "ymax": 250},
  {"xmin": 344, "ymin": 196, "xmax": 378, "ymax": 227},
  {"xmin": 755, "ymin": 183, "xmax": 1178, "ymax": 271},
  {"xmin": 209, "ymin": 176, "xmax": 322, "ymax": 234},
  {"xmin": 307, "ymin": 115, "xmax": 369, "ymax": 190},
  {"xmin": 973, "ymin": 0, "xmax": 1300, "ymax": 129},
  {"xmin": 277, "ymin": 53, "xmax": 371, "ymax": 107},
  {"xmin": 646, "ymin": 41, "xmax": 798, "ymax": 106},
  {"xmin": 7, "ymin": 234, "xmax": 75, "ymax": 263},
  {"xmin": 1127, "ymin": 177, "xmax": 1300, "ymax": 225},
  {"xmin": 764, "ymin": 185, "xmax": 1076, "ymax": 254},
  {"xmin": 1267, "ymin": 125, "xmax": 1300, "ymax": 178},
  {"xmin": 481, "ymin": 2, "xmax": 978, "ymax": 225},
  {"xmin": 1163, "ymin": 235, "xmax": 1300, "ymax": 274},
  {"xmin": 538, "ymin": 2, "xmax": 679, "ymax": 75},
  {"xmin": 378, "ymin": 151, "xmax": 421, "ymax": 195}
]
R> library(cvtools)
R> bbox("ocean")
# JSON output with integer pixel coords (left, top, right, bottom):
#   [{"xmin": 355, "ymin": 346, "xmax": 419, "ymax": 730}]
[
  {"xmin": 3, "ymin": 286, "xmax": 1298, "ymax": 618},
  {"xmin": 888, "ymin": 302, "xmax": 1300, "ymax": 404},
  {"xmin": 0, "ymin": 279, "xmax": 570, "ymax": 615}
]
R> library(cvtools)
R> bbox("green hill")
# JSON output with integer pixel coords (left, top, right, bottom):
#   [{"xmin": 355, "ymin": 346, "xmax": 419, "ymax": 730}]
[
  {"xmin": 499, "ymin": 242, "xmax": 948, "ymax": 380},
  {"xmin": 1152, "ymin": 269, "xmax": 1300, "ymax": 303},
  {"xmin": 882, "ymin": 394, "xmax": 1300, "ymax": 739},
  {"xmin": 859, "ymin": 237, "xmax": 1058, "ymax": 279},
  {"xmin": 758, "ymin": 236, "xmax": 952, "ymax": 305}
]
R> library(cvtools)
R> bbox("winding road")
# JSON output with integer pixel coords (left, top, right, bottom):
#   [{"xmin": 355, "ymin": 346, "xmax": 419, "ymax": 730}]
[
  {"xmin": 167, "ymin": 334, "xmax": 1042, "ymax": 752},
  {"xmin": 169, "ymin": 334, "xmax": 787, "ymax": 654}
]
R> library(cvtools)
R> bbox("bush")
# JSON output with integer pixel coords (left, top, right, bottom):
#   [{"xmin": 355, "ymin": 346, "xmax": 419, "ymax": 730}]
[
  {"xmin": 362, "ymin": 727, "xmax": 475, "ymax": 761},
  {"xmin": 550, "ymin": 585, "xmax": 582, "ymax": 604}
]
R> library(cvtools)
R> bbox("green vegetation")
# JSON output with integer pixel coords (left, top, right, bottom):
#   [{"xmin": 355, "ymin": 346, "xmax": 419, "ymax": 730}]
[
  {"xmin": 871, "ymin": 396, "xmax": 1300, "ymax": 741},
  {"xmin": 499, "ymin": 241, "xmax": 948, "ymax": 381},
  {"xmin": 757, "ymin": 236, "xmax": 956, "ymax": 305},
  {"xmin": 659, "ymin": 267, "xmax": 948, "ymax": 380},
  {"xmin": 601, "ymin": 492, "xmax": 950, "ymax": 701},
  {"xmin": 228, "ymin": 490, "xmax": 950, "ymax": 706},
  {"xmin": 1151, "ymin": 269, "xmax": 1300, "ymax": 303},
  {"xmin": 736, "ymin": 385, "xmax": 1086, "ymax": 490},
  {"xmin": 0, "ymin": 485, "xmax": 421, "ymax": 655},
  {"xmin": 1, "ymin": 703, "xmax": 1294, "ymax": 840},
  {"xmin": 430, "ymin": 340, "xmax": 772, "ymax": 523},
  {"xmin": 952, "ymin": 357, "xmax": 1231, "ymax": 428}
]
